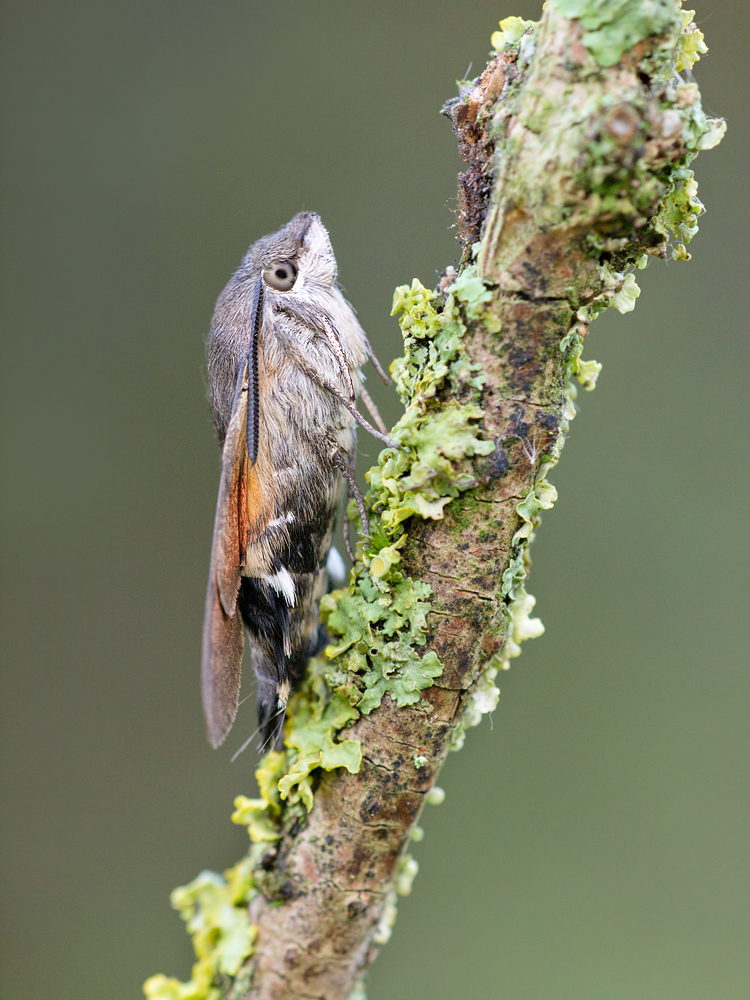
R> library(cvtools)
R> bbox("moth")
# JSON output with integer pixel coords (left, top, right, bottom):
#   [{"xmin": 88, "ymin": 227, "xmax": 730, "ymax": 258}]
[{"xmin": 202, "ymin": 212, "xmax": 393, "ymax": 750}]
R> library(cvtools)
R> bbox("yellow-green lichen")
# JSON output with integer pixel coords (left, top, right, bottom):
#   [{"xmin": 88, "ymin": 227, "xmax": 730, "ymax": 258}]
[
  {"xmin": 549, "ymin": 0, "xmax": 682, "ymax": 69},
  {"xmin": 675, "ymin": 8, "xmax": 707, "ymax": 71},
  {"xmin": 318, "ymin": 269, "xmax": 500, "ymax": 726},
  {"xmin": 321, "ymin": 571, "xmax": 443, "ymax": 716},
  {"xmin": 231, "ymin": 749, "xmax": 286, "ymax": 841},
  {"xmin": 231, "ymin": 797, "xmax": 280, "ymax": 843},
  {"xmin": 143, "ymin": 859, "xmax": 258, "ymax": 1000},
  {"xmin": 367, "ymin": 272, "xmax": 495, "ymax": 535},
  {"xmin": 491, "ymin": 15, "xmax": 537, "ymax": 50},
  {"xmin": 277, "ymin": 678, "xmax": 361, "ymax": 810}
]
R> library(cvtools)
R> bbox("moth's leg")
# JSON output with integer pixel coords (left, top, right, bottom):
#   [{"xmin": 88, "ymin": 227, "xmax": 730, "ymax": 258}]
[
  {"xmin": 368, "ymin": 344, "xmax": 392, "ymax": 385},
  {"xmin": 321, "ymin": 377, "xmax": 397, "ymax": 448},
  {"xmin": 331, "ymin": 450, "xmax": 370, "ymax": 540},
  {"xmin": 339, "ymin": 474, "xmax": 357, "ymax": 563},
  {"xmin": 359, "ymin": 384, "xmax": 389, "ymax": 437}
]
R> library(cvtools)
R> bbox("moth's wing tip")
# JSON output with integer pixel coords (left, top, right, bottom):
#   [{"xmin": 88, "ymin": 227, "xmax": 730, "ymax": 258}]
[
  {"xmin": 206, "ymin": 724, "xmax": 228, "ymax": 750},
  {"xmin": 201, "ymin": 576, "xmax": 244, "ymax": 749}
]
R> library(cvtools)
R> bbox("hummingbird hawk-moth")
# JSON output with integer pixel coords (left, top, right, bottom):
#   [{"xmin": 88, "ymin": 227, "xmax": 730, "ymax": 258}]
[{"xmin": 201, "ymin": 212, "xmax": 393, "ymax": 750}]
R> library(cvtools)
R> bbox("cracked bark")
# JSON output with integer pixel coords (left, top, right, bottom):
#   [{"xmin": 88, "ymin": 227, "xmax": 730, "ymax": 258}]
[{"xmin": 228, "ymin": 7, "xmax": 707, "ymax": 998}]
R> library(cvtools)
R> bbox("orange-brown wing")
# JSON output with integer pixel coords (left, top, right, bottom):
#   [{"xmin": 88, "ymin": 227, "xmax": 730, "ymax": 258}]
[{"xmin": 201, "ymin": 364, "xmax": 250, "ymax": 748}]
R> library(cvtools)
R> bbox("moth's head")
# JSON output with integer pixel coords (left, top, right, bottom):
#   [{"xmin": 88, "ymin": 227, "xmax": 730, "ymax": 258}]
[{"xmin": 241, "ymin": 212, "xmax": 337, "ymax": 296}]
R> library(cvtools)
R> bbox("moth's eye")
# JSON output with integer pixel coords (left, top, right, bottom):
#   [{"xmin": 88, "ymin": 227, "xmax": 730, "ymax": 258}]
[{"xmin": 263, "ymin": 259, "xmax": 298, "ymax": 291}]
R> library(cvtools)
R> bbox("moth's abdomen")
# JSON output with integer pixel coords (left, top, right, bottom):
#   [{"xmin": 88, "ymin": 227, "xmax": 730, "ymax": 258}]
[
  {"xmin": 239, "ymin": 567, "xmax": 330, "ymax": 747},
  {"xmin": 239, "ymin": 447, "xmax": 347, "ymax": 747}
]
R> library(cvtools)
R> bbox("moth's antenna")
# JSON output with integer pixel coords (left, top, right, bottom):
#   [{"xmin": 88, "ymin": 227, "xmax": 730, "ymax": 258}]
[{"xmin": 246, "ymin": 276, "xmax": 263, "ymax": 467}]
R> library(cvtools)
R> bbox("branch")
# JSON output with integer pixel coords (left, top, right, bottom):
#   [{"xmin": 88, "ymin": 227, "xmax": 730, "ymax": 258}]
[{"xmin": 145, "ymin": 4, "xmax": 724, "ymax": 999}]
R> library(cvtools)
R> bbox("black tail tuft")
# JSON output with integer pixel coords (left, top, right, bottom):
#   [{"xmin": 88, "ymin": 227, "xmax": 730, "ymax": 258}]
[{"xmin": 249, "ymin": 647, "xmax": 287, "ymax": 751}]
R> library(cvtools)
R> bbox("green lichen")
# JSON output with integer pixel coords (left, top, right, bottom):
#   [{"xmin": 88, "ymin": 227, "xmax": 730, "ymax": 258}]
[
  {"xmin": 231, "ymin": 797, "xmax": 280, "ymax": 843},
  {"xmin": 491, "ymin": 15, "xmax": 537, "ymax": 50},
  {"xmin": 277, "ymin": 679, "xmax": 361, "ymax": 809},
  {"xmin": 390, "ymin": 270, "xmax": 492, "ymax": 404},
  {"xmin": 368, "ymin": 272, "xmax": 495, "ymax": 535},
  {"xmin": 549, "ymin": 0, "xmax": 681, "ymax": 68},
  {"xmin": 675, "ymin": 8, "xmax": 707, "ymax": 71},
  {"xmin": 322, "ymin": 574, "xmax": 443, "ymax": 715},
  {"xmin": 315, "ymin": 270, "xmax": 499, "ymax": 725},
  {"xmin": 143, "ymin": 859, "xmax": 258, "ymax": 1000},
  {"xmin": 231, "ymin": 752, "xmax": 283, "ymax": 841},
  {"xmin": 648, "ymin": 56, "xmax": 725, "ymax": 259}
]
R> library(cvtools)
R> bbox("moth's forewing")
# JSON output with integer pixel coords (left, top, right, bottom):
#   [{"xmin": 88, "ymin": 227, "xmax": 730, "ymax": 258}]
[
  {"xmin": 215, "ymin": 368, "xmax": 249, "ymax": 615},
  {"xmin": 201, "ymin": 363, "xmax": 249, "ymax": 748},
  {"xmin": 201, "ymin": 574, "xmax": 244, "ymax": 748}
]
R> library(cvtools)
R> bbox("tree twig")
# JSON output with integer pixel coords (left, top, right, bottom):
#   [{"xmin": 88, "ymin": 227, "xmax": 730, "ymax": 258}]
[{"xmin": 145, "ymin": 5, "xmax": 724, "ymax": 999}]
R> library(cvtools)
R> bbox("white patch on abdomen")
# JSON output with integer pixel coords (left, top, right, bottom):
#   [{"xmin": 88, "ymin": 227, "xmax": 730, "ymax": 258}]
[
  {"xmin": 263, "ymin": 566, "xmax": 296, "ymax": 607},
  {"xmin": 265, "ymin": 511, "xmax": 296, "ymax": 530}
]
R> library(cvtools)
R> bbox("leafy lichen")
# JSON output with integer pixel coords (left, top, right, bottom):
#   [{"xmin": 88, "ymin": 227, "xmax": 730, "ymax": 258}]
[
  {"xmin": 277, "ymin": 680, "xmax": 361, "ymax": 809},
  {"xmin": 143, "ymin": 859, "xmax": 258, "ymax": 1000},
  {"xmin": 319, "ymin": 268, "xmax": 500, "ymax": 722},
  {"xmin": 361, "ymin": 271, "xmax": 495, "ymax": 537},
  {"xmin": 491, "ymin": 15, "xmax": 537, "ymax": 50},
  {"xmin": 675, "ymin": 8, "xmax": 707, "ymax": 71},
  {"xmin": 549, "ymin": 0, "xmax": 682, "ymax": 68},
  {"xmin": 324, "ymin": 576, "xmax": 444, "ymax": 715}
]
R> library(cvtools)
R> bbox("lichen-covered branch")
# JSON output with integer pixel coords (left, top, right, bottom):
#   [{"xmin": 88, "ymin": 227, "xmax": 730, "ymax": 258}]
[{"xmin": 145, "ymin": 4, "xmax": 724, "ymax": 999}]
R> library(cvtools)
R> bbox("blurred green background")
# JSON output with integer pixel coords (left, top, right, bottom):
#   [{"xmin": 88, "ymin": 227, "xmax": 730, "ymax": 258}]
[{"xmin": 1, "ymin": 2, "xmax": 747, "ymax": 998}]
